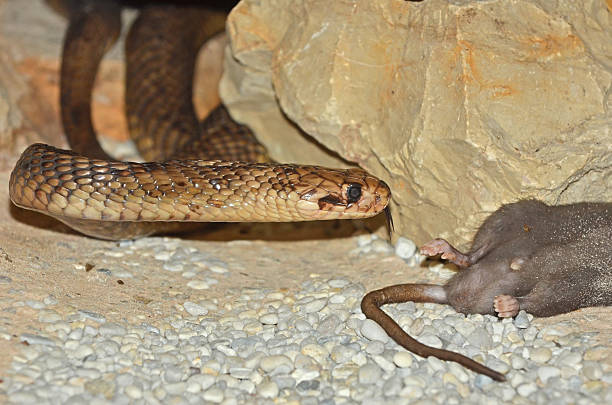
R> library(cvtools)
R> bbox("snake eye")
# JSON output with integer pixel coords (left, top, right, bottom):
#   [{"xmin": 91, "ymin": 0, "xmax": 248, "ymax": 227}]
[{"xmin": 346, "ymin": 183, "xmax": 362, "ymax": 203}]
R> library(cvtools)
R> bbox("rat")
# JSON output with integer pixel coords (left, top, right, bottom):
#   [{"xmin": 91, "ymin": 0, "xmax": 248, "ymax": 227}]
[{"xmin": 362, "ymin": 200, "xmax": 612, "ymax": 381}]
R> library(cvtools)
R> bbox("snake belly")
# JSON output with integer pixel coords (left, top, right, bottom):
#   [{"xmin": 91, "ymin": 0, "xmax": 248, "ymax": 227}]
[{"xmin": 9, "ymin": 1, "xmax": 391, "ymax": 240}]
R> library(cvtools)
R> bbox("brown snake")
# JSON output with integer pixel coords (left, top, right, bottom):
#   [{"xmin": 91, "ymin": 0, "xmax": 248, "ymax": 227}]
[{"xmin": 9, "ymin": 0, "xmax": 391, "ymax": 240}]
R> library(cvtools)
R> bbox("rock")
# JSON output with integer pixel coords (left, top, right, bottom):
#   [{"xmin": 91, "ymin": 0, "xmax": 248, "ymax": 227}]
[
  {"xmin": 392, "ymin": 351, "xmax": 414, "ymax": 368},
  {"xmin": 360, "ymin": 319, "xmax": 389, "ymax": 343},
  {"xmin": 394, "ymin": 238, "xmax": 417, "ymax": 260},
  {"xmin": 222, "ymin": 0, "xmax": 612, "ymax": 244}
]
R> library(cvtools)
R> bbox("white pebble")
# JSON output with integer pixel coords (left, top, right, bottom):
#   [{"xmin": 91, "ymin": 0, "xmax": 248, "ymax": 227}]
[
  {"xmin": 259, "ymin": 355, "xmax": 294, "ymax": 374},
  {"xmin": 328, "ymin": 279, "xmax": 349, "ymax": 288},
  {"xmin": 301, "ymin": 344, "xmax": 329, "ymax": 364},
  {"xmin": 359, "ymin": 363, "xmax": 382, "ymax": 384},
  {"xmin": 165, "ymin": 382, "xmax": 187, "ymax": 395},
  {"xmin": 43, "ymin": 295, "xmax": 58, "ymax": 305},
  {"xmin": 510, "ymin": 355, "xmax": 527, "ymax": 370},
  {"xmin": 538, "ymin": 366, "xmax": 561, "ymax": 383},
  {"xmin": 303, "ymin": 298, "xmax": 327, "ymax": 313},
  {"xmin": 38, "ymin": 310, "xmax": 62, "ymax": 323},
  {"xmin": 365, "ymin": 341, "xmax": 385, "ymax": 355},
  {"xmin": 582, "ymin": 362, "xmax": 603, "ymax": 380},
  {"xmin": 394, "ymin": 237, "xmax": 417, "ymax": 259},
  {"xmin": 154, "ymin": 251, "xmax": 172, "ymax": 260},
  {"xmin": 259, "ymin": 313, "xmax": 278, "ymax": 325},
  {"xmin": 557, "ymin": 351, "xmax": 582, "ymax": 367},
  {"xmin": 163, "ymin": 262, "xmax": 184, "ymax": 272},
  {"xmin": 20, "ymin": 334, "xmax": 55, "ymax": 346},
  {"xmin": 183, "ymin": 301, "xmax": 208, "ymax": 316},
  {"xmin": 209, "ymin": 265, "xmax": 229, "ymax": 274},
  {"xmin": 393, "ymin": 352, "xmax": 414, "ymax": 368},
  {"xmin": 360, "ymin": 319, "xmax": 389, "ymax": 343},
  {"xmin": 72, "ymin": 344, "xmax": 94, "ymax": 359},
  {"xmin": 188, "ymin": 374, "xmax": 216, "ymax": 391},
  {"xmin": 26, "ymin": 300, "xmax": 46, "ymax": 309},
  {"xmin": 373, "ymin": 355, "xmax": 396, "ymax": 373},
  {"xmin": 187, "ymin": 280, "xmax": 210, "ymax": 290},
  {"xmin": 517, "ymin": 382, "xmax": 538, "ymax": 397},
  {"xmin": 529, "ymin": 347, "xmax": 552, "ymax": 363},
  {"xmin": 203, "ymin": 387, "xmax": 224, "ymax": 403},
  {"xmin": 258, "ymin": 381, "xmax": 279, "ymax": 398},
  {"xmin": 125, "ymin": 385, "xmax": 142, "ymax": 399},
  {"xmin": 418, "ymin": 334, "xmax": 444, "ymax": 348},
  {"xmin": 371, "ymin": 239, "xmax": 394, "ymax": 253}
]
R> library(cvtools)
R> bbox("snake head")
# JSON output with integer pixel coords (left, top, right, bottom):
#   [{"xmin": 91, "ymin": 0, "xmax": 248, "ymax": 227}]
[{"xmin": 292, "ymin": 167, "xmax": 391, "ymax": 220}]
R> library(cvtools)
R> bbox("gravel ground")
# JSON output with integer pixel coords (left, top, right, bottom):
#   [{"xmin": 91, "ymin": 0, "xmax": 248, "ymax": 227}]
[{"xmin": 1, "ymin": 223, "xmax": 611, "ymax": 404}]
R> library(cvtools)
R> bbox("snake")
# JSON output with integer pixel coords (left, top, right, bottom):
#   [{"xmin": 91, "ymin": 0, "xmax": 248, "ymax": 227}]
[{"xmin": 8, "ymin": 0, "xmax": 391, "ymax": 240}]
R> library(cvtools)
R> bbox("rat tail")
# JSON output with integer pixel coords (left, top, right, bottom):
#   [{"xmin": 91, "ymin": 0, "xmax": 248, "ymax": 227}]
[{"xmin": 361, "ymin": 284, "xmax": 506, "ymax": 382}]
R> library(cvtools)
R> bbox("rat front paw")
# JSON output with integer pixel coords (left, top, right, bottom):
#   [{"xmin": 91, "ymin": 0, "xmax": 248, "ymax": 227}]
[
  {"xmin": 420, "ymin": 238, "xmax": 470, "ymax": 267},
  {"xmin": 494, "ymin": 295, "xmax": 520, "ymax": 318}
]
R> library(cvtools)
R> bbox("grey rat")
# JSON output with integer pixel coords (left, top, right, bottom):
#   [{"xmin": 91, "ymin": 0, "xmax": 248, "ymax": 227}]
[{"xmin": 362, "ymin": 200, "xmax": 612, "ymax": 381}]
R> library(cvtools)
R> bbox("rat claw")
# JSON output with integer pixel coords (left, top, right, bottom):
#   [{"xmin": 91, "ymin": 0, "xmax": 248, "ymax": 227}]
[
  {"xmin": 420, "ymin": 238, "xmax": 471, "ymax": 268},
  {"xmin": 494, "ymin": 295, "xmax": 520, "ymax": 318}
]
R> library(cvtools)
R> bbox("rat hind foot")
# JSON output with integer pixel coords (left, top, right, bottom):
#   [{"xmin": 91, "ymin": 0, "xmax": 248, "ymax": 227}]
[
  {"xmin": 494, "ymin": 295, "xmax": 520, "ymax": 318},
  {"xmin": 420, "ymin": 238, "xmax": 471, "ymax": 268}
]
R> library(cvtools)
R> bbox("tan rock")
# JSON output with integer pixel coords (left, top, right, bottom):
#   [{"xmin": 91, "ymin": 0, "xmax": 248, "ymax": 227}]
[{"xmin": 222, "ymin": 0, "xmax": 612, "ymax": 246}]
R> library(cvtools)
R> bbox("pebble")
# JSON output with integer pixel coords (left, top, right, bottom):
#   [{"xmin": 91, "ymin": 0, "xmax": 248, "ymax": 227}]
[
  {"xmin": 510, "ymin": 354, "xmax": 527, "ymax": 370},
  {"xmin": 20, "ymin": 333, "xmax": 55, "ymax": 346},
  {"xmin": 557, "ymin": 351, "xmax": 582, "ymax": 367},
  {"xmin": 38, "ymin": 310, "xmax": 62, "ymax": 323},
  {"xmin": 209, "ymin": 265, "xmax": 229, "ymax": 274},
  {"xmin": 393, "ymin": 351, "xmax": 414, "ymax": 368},
  {"xmin": 372, "ymin": 355, "xmax": 396, "ymax": 373},
  {"xmin": 302, "ymin": 298, "xmax": 327, "ymax": 313},
  {"xmin": 418, "ymin": 333, "xmax": 444, "ymax": 348},
  {"xmin": 259, "ymin": 313, "xmax": 279, "ymax": 325},
  {"xmin": 25, "ymin": 300, "xmax": 46, "ymax": 309},
  {"xmin": 78, "ymin": 310, "xmax": 106, "ymax": 323},
  {"xmin": 229, "ymin": 367, "xmax": 252, "ymax": 379},
  {"xmin": 517, "ymin": 382, "xmax": 538, "ymax": 397},
  {"xmin": 358, "ymin": 363, "xmax": 382, "ymax": 384},
  {"xmin": 370, "ymin": 239, "xmax": 394, "ymax": 254},
  {"xmin": 466, "ymin": 328, "xmax": 493, "ymax": 349},
  {"xmin": 258, "ymin": 381, "xmax": 279, "ymax": 398},
  {"xmin": 186, "ymin": 280, "xmax": 210, "ymax": 290},
  {"xmin": 99, "ymin": 322, "xmax": 126, "ymax": 337},
  {"xmin": 203, "ymin": 387, "xmax": 224, "ymax": 403},
  {"xmin": 513, "ymin": 311, "xmax": 530, "ymax": 328},
  {"xmin": 365, "ymin": 341, "xmax": 385, "ymax": 355},
  {"xmin": 538, "ymin": 366, "xmax": 561, "ymax": 383},
  {"xmin": 360, "ymin": 319, "xmax": 389, "ymax": 343},
  {"xmin": 72, "ymin": 344, "xmax": 94, "ymax": 359},
  {"xmin": 259, "ymin": 355, "xmax": 294, "ymax": 374},
  {"xmin": 125, "ymin": 385, "xmax": 143, "ymax": 399},
  {"xmin": 163, "ymin": 262, "xmax": 184, "ymax": 272},
  {"xmin": 183, "ymin": 302, "xmax": 208, "ymax": 316},
  {"xmin": 582, "ymin": 362, "xmax": 603, "ymax": 380},
  {"xmin": 301, "ymin": 344, "xmax": 328, "ymax": 364},
  {"xmin": 529, "ymin": 347, "xmax": 552, "ymax": 363},
  {"xmin": 394, "ymin": 237, "xmax": 417, "ymax": 260}
]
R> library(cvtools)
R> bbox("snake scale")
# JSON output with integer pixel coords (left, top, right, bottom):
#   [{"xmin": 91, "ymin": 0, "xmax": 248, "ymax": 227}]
[{"xmin": 9, "ymin": 0, "xmax": 391, "ymax": 240}]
